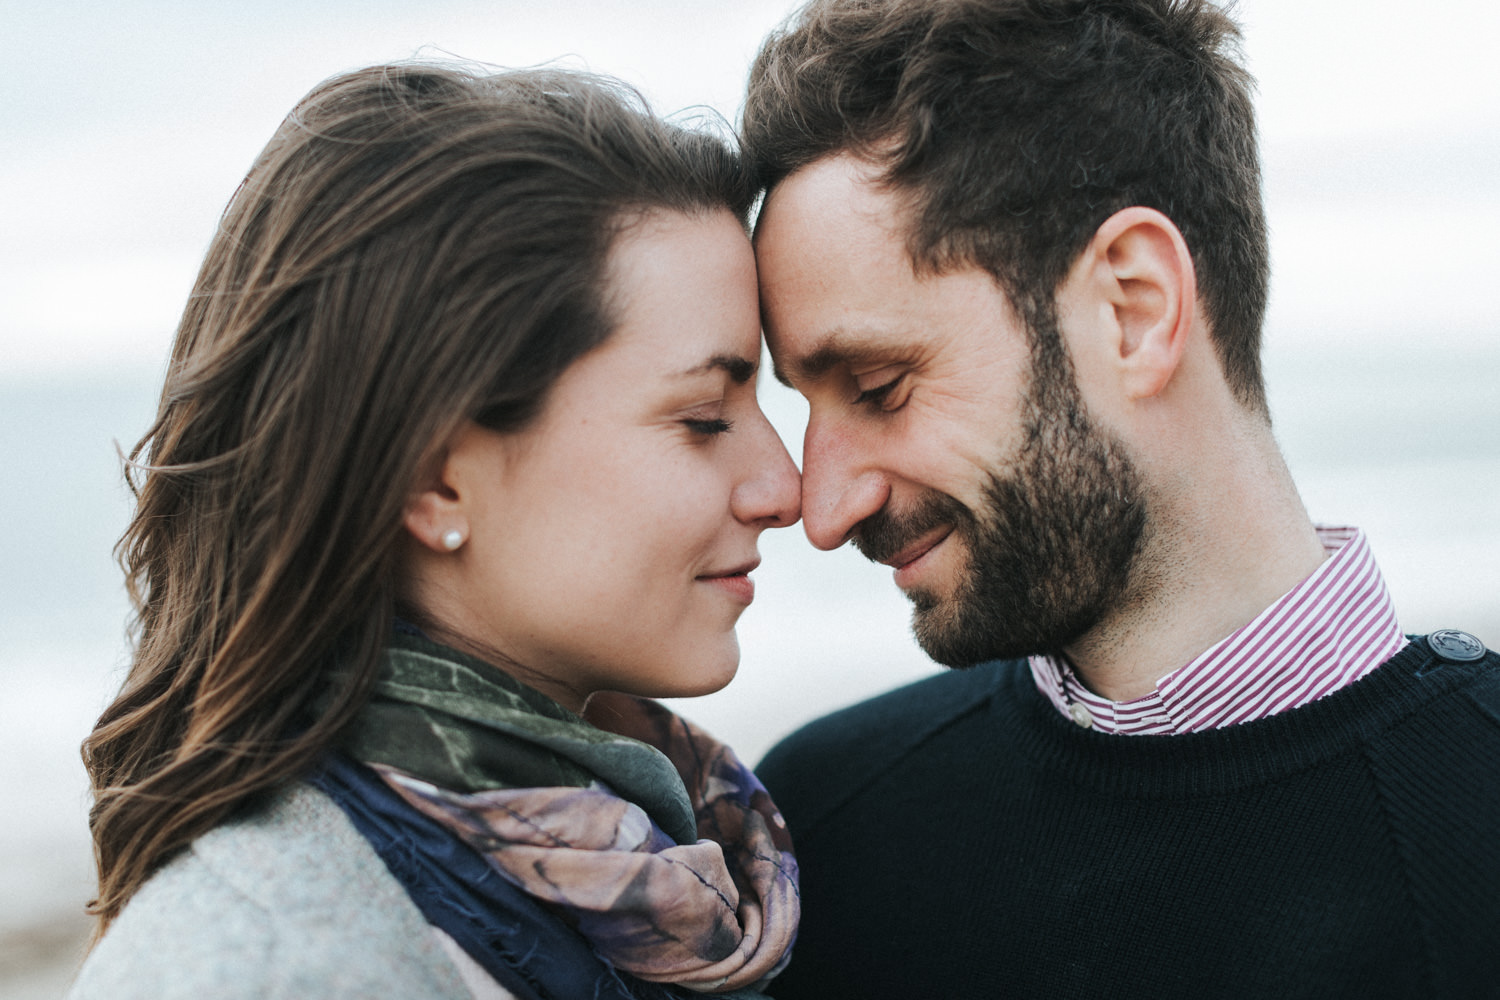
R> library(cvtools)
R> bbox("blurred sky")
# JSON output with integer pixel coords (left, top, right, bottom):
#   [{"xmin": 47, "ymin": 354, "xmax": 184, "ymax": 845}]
[{"xmin": 2, "ymin": 0, "xmax": 1499, "ymax": 377}]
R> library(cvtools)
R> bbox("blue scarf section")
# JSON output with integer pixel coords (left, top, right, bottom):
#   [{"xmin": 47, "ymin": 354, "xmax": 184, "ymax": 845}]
[{"xmin": 309, "ymin": 752, "xmax": 699, "ymax": 1000}]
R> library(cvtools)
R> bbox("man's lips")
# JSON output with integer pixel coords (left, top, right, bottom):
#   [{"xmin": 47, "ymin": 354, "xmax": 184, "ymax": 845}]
[
  {"xmin": 881, "ymin": 527, "xmax": 953, "ymax": 570},
  {"xmin": 883, "ymin": 527, "xmax": 953, "ymax": 588}
]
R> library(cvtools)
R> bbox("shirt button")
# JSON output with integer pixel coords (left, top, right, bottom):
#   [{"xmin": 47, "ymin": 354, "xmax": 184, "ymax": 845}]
[
  {"xmin": 1069, "ymin": 703, "xmax": 1094, "ymax": 728},
  {"xmin": 1428, "ymin": 629, "xmax": 1487, "ymax": 663}
]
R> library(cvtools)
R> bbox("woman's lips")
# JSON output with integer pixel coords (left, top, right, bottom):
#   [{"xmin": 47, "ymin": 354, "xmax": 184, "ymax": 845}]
[
  {"xmin": 886, "ymin": 527, "xmax": 953, "ymax": 589},
  {"xmin": 701, "ymin": 572, "xmax": 755, "ymax": 604},
  {"xmin": 698, "ymin": 560, "xmax": 759, "ymax": 604}
]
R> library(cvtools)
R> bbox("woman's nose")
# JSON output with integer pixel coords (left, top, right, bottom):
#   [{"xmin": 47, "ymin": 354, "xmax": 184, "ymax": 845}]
[{"xmin": 732, "ymin": 409, "xmax": 802, "ymax": 529}]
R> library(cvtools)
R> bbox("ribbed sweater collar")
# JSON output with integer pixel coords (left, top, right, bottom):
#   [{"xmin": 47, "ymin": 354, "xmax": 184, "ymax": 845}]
[{"xmin": 997, "ymin": 638, "xmax": 1489, "ymax": 799}]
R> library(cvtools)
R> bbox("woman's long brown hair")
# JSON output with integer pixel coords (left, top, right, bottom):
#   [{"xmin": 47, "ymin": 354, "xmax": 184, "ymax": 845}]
[{"xmin": 82, "ymin": 62, "xmax": 756, "ymax": 934}]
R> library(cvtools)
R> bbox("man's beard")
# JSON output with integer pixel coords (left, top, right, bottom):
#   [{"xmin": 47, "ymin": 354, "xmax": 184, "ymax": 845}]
[{"xmin": 853, "ymin": 362, "xmax": 1147, "ymax": 668}]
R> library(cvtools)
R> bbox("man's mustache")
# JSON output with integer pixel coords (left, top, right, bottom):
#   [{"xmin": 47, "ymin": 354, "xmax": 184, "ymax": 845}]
[{"xmin": 852, "ymin": 490, "xmax": 974, "ymax": 565}]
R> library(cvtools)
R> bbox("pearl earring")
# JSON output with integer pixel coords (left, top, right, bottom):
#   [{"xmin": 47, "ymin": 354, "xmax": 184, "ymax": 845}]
[{"xmin": 441, "ymin": 529, "xmax": 464, "ymax": 551}]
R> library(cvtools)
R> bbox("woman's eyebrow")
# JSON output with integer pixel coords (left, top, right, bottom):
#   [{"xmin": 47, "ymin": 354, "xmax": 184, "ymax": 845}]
[{"xmin": 679, "ymin": 354, "xmax": 757, "ymax": 384}]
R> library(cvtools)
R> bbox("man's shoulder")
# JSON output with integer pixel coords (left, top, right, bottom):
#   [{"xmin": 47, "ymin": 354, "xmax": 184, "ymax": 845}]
[
  {"xmin": 1364, "ymin": 632, "xmax": 1500, "ymax": 776},
  {"xmin": 757, "ymin": 659, "xmax": 1025, "ymax": 830},
  {"xmin": 764, "ymin": 659, "xmax": 1019, "ymax": 760}
]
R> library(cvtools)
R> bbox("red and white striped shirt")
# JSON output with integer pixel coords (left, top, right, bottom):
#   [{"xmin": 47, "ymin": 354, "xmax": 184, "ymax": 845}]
[{"xmin": 1030, "ymin": 525, "xmax": 1408, "ymax": 734}]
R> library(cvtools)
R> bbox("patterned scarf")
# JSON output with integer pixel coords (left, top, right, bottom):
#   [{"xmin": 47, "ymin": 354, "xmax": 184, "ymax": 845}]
[{"xmin": 335, "ymin": 632, "xmax": 799, "ymax": 994}]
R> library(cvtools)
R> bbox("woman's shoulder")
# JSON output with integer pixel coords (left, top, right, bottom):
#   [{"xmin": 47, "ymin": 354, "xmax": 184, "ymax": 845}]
[{"xmin": 68, "ymin": 783, "xmax": 478, "ymax": 1000}]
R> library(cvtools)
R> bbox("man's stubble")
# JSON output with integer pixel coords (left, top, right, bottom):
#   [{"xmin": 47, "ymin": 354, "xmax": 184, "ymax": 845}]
[{"xmin": 854, "ymin": 346, "xmax": 1148, "ymax": 667}]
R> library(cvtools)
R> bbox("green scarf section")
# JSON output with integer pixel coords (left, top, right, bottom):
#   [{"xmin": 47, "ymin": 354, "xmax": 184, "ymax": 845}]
[
  {"xmin": 331, "ymin": 631, "xmax": 801, "ymax": 995},
  {"xmin": 336, "ymin": 631, "xmax": 698, "ymax": 845}
]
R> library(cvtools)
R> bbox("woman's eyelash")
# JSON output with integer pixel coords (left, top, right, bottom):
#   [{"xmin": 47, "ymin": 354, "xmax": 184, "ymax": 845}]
[
  {"xmin": 682, "ymin": 417, "xmax": 733, "ymax": 436},
  {"xmin": 852, "ymin": 376, "xmax": 901, "ymax": 407}
]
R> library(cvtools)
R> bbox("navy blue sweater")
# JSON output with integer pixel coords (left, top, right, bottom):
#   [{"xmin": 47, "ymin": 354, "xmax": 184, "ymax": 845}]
[{"xmin": 759, "ymin": 635, "xmax": 1500, "ymax": 999}]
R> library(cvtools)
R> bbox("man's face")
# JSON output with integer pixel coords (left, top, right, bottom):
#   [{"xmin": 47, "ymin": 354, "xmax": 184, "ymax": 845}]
[{"xmin": 756, "ymin": 156, "xmax": 1146, "ymax": 664}]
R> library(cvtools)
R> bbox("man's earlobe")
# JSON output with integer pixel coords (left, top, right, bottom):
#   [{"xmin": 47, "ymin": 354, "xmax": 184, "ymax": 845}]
[{"xmin": 1093, "ymin": 206, "xmax": 1196, "ymax": 400}]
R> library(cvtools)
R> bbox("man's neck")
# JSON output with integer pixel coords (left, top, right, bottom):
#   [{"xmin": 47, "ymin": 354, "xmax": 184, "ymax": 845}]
[{"xmin": 1061, "ymin": 430, "xmax": 1327, "ymax": 702}]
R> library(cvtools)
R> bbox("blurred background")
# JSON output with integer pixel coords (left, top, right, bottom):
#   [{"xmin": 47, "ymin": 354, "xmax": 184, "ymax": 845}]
[{"xmin": 2, "ymin": 0, "xmax": 1496, "ymax": 995}]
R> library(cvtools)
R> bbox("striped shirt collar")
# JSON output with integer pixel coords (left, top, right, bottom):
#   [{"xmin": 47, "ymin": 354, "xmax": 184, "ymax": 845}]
[{"xmin": 1029, "ymin": 525, "xmax": 1407, "ymax": 735}]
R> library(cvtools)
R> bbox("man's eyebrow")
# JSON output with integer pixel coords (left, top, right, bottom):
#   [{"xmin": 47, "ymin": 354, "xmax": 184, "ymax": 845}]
[
  {"xmin": 680, "ymin": 354, "xmax": 757, "ymax": 384},
  {"xmin": 772, "ymin": 331, "xmax": 890, "ymax": 388}
]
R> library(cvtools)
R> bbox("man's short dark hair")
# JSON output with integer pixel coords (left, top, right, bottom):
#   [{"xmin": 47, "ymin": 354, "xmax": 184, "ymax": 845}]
[{"xmin": 744, "ymin": 0, "xmax": 1270, "ymax": 413}]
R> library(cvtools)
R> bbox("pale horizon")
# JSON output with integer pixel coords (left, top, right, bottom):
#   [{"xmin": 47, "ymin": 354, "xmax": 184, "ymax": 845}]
[{"xmin": 3, "ymin": 0, "xmax": 1498, "ymax": 375}]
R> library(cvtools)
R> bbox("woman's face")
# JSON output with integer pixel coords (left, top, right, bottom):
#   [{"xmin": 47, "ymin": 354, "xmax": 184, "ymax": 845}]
[{"xmin": 414, "ymin": 209, "xmax": 800, "ymax": 711}]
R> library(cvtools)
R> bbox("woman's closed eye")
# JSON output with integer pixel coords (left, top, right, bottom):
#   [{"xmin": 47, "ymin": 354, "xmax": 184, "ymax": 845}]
[{"xmin": 682, "ymin": 416, "xmax": 734, "ymax": 436}]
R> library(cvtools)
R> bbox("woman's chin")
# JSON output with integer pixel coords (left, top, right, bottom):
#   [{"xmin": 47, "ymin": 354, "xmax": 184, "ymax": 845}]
[{"xmin": 611, "ymin": 641, "xmax": 742, "ymax": 703}]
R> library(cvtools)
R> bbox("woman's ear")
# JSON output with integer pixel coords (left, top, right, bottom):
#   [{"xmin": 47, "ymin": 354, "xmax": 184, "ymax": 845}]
[
  {"xmin": 1085, "ymin": 206, "xmax": 1197, "ymax": 401},
  {"xmin": 403, "ymin": 446, "xmax": 469, "ymax": 554}
]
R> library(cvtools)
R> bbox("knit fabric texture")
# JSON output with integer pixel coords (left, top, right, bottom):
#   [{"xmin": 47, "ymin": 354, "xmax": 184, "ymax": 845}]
[
  {"xmin": 67, "ymin": 784, "xmax": 479, "ymax": 1000},
  {"xmin": 757, "ymin": 636, "xmax": 1500, "ymax": 1000}
]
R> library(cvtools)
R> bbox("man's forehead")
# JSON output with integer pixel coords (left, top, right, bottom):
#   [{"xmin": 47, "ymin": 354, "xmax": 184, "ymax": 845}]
[
  {"xmin": 756, "ymin": 154, "xmax": 909, "ymax": 252},
  {"xmin": 758, "ymin": 161, "xmax": 976, "ymax": 389},
  {"xmin": 757, "ymin": 157, "xmax": 924, "ymax": 335},
  {"xmin": 754, "ymin": 154, "xmax": 1025, "ymax": 395}
]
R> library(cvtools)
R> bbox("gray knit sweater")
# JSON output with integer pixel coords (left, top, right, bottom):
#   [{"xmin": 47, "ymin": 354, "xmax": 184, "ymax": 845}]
[{"xmin": 68, "ymin": 784, "xmax": 480, "ymax": 999}]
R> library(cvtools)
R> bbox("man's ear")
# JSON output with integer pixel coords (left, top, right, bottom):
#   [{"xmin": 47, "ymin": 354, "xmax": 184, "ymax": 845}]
[
  {"xmin": 403, "ymin": 444, "xmax": 469, "ymax": 554},
  {"xmin": 1084, "ymin": 206, "xmax": 1197, "ymax": 401}
]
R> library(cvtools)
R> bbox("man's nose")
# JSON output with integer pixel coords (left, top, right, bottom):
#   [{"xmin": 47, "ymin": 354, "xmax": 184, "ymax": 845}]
[{"xmin": 799, "ymin": 417, "xmax": 888, "ymax": 551}]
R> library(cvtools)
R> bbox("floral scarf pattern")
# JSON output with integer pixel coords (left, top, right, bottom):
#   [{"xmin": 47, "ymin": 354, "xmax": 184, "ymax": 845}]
[{"xmin": 335, "ymin": 633, "xmax": 798, "ymax": 994}]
